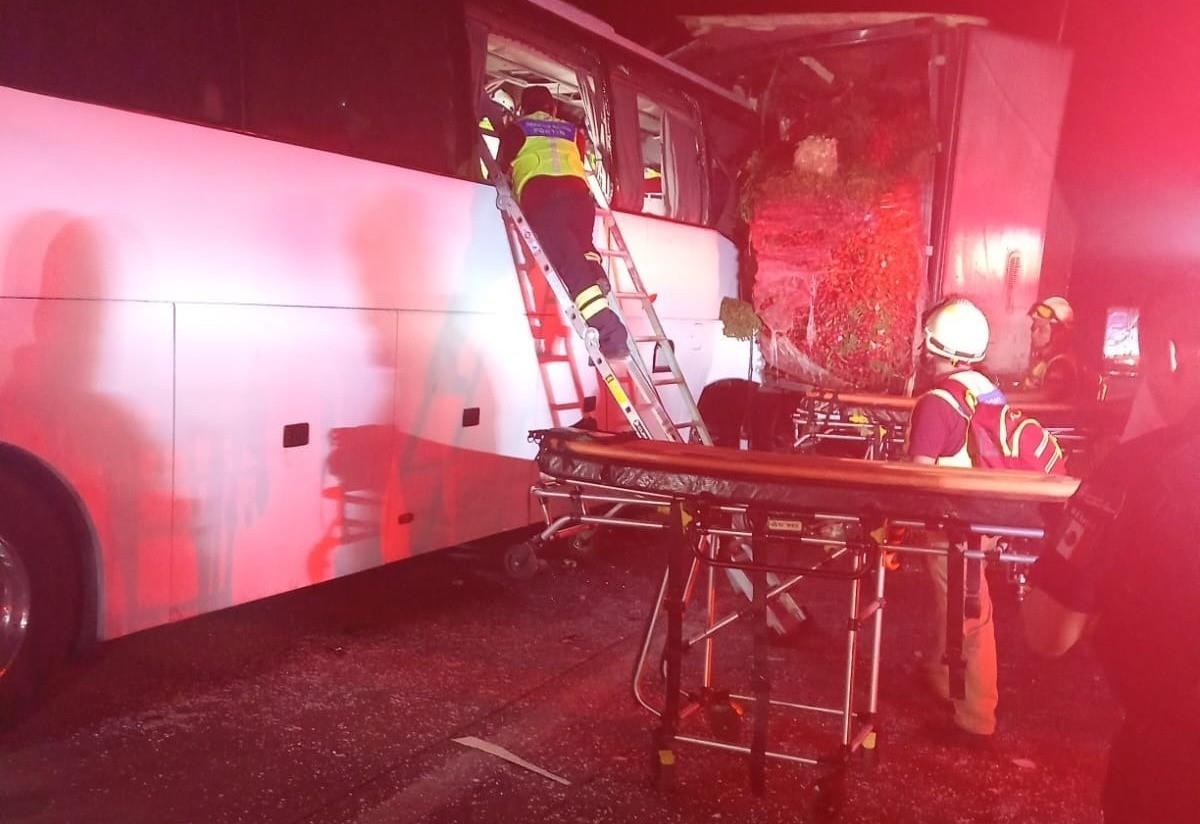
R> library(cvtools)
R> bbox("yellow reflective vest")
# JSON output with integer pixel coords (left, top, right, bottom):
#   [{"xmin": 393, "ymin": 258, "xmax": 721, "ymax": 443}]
[
  {"xmin": 1024, "ymin": 353, "xmax": 1071, "ymax": 390},
  {"xmin": 510, "ymin": 112, "xmax": 586, "ymax": 199},
  {"xmin": 913, "ymin": 370, "xmax": 1003, "ymax": 469}
]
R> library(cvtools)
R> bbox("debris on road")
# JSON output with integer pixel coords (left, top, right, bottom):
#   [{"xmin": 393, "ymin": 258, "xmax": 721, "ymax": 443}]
[{"xmin": 452, "ymin": 736, "xmax": 571, "ymax": 786}]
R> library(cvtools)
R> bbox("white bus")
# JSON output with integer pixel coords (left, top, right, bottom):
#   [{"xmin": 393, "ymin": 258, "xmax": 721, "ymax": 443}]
[{"xmin": 0, "ymin": 0, "xmax": 756, "ymax": 715}]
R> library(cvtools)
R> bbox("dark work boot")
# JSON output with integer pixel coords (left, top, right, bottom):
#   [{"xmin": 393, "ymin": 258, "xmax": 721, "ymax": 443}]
[{"xmin": 591, "ymin": 310, "xmax": 628, "ymax": 359}]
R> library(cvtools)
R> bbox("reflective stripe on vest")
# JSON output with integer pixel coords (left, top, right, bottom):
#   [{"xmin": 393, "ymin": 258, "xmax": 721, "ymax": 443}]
[
  {"xmin": 574, "ymin": 284, "xmax": 608, "ymax": 320},
  {"xmin": 923, "ymin": 388, "xmax": 974, "ymax": 468},
  {"xmin": 916, "ymin": 370, "xmax": 1003, "ymax": 469},
  {"xmin": 1024, "ymin": 353, "xmax": 1070, "ymax": 390},
  {"xmin": 510, "ymin": 112, "xmax": 586, "ymax": 199}
]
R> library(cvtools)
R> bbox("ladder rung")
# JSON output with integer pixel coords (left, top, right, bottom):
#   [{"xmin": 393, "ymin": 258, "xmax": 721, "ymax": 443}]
[{"xmin": 482, "ymin": 141, "xmax": 712, "ymax": 450}]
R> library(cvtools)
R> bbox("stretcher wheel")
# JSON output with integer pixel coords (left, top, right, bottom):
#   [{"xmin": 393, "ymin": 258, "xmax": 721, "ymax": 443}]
[
  {"xmin": 652, "ymin": 746, "xmax": 677, "ymax": 792},
  {"xmin": 859, "ymin": 731, "xmax": 881, "ymax": 767},
  {"xmin": 702, "ymin": 697, "xmax": 744, "ymax": 743},
  {"xmin": 503, "ymin": 542, "xmax": 542, "ymax": 580},
  {"xmin": 567, "ymin": 528, "xmax": 598, "ymax": 560}
]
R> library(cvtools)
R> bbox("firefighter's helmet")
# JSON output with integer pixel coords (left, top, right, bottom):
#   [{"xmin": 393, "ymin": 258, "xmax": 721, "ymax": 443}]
[
  {"xmin": 490, "ymin": 88, "xmax": 515, "ymax": 114},
  {"xmin": 1031, "ymin": 296, "xmax": 1074, "ymax": 326},
  {"xmin": 924, "ymin": 298, "xmax": 990, "ymax": 364}
]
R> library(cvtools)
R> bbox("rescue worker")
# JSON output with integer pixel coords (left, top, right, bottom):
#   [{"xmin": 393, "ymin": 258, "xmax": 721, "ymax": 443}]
[
  {"xmin": 1020, "ymin": 296, "xmax": 1082, "ymax": 401},
  {"xmin": 1023, "ymin": 284, "xmax": 1200, "ymax": 823},
  {"xmin": 906, "ymin": 297, "xmax": 1005, "ymax": 744},
  {"xmin": 497, "ymin": 86, "xmax": 628, "ymax": 358}
]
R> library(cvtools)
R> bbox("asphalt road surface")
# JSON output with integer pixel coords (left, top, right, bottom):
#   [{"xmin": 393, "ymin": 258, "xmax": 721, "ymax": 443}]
[{"xmin": 1, "ymin": 532, "xmax": 1117, "ymax": 823}]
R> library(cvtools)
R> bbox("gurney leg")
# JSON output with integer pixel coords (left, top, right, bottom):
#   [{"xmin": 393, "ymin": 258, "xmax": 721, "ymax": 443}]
[
  {"xmin": 654, "ymin": 500, "xmax": 688, "ymax": 789},
  {"xmin": 704, "ymin": 536, "xmax": 717, "ymax": 690},
  {"xmin": 633, "ymin": 566, "xmax": 669, "ymax": 716},
  {"xmin": 944, "ymin": 534, "xmax": 967, "ymax": 701},
  {"xmin": 841, "ymin": 549, "xmax": 863, "ymax": 748},
  {"xmin": 864, "ymin": 544, "xmax": 892, "ymax": 758},
  {"xmin": 749, "ymin": 519, "xmax": 770, "ymax": 795}
]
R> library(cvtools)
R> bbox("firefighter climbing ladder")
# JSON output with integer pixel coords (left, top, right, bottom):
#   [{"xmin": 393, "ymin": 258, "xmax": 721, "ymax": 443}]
[
  {"xmin": 479, "ymin": 137, "xmax": 711, "ymax": 446},
  {"xmin": 481, "ymin": 133, "xmax": 809, "ymax": 636}
]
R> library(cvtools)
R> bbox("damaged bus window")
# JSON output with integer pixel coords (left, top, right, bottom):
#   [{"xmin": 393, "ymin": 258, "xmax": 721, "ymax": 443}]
[
  {"xmin": 476, "ymin": 32, "xmax": 612, "ymax": 200},
  {"xmin": 634, "ymin": 94, "xmax": 705, "ymax": 224},
  {"xmin": 636, "ymin": 96, "xmax": 667, "ymax": 216}
]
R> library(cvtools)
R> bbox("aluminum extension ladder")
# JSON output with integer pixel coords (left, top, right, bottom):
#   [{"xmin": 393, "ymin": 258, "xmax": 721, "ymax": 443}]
[
  {"xmin": 479, "ymin": 139, "xmax": 711, "ymax": 446},
  {"xmin": 481, "ymin": 135, "xmax": 808, "ymax": 636}
]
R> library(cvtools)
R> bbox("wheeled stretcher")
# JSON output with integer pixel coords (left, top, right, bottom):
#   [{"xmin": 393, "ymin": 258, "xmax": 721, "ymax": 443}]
[
  {"xmin": 790, "ymin": 388, "xmax": 1094, "ymax": 460},
  {"xmin": 524, "ymin": 428, "xmax": 1078, "ymax": 807}
]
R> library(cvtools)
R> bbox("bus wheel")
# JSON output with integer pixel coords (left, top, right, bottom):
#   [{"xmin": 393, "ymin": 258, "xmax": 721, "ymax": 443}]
[{"xmin": 0, "ymin": 468, "xmax": 82, "ymax": 726}]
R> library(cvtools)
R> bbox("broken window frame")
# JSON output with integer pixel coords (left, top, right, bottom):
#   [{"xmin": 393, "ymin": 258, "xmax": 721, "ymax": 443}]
[
  {"xmin": 610, "ymin": 67, "xmax": 709, "ymax": 225},
  {"xmin": 466, "ymin": 10, "xmax": 614, "ymax": 201}
]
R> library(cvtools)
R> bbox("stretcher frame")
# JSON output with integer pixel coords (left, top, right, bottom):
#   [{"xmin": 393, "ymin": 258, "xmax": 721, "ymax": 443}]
[
  {"xmin": 790, "ymin": 389, "xmax": 1091, "ymax": 459},
  {"xmin": 527, "ymin": 464, "xmax": 1055, "ymax": 799}
]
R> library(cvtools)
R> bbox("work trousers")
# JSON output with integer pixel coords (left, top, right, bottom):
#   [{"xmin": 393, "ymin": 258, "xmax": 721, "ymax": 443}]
[
  {"xmin": 924, "ymin": 546, "xmax": 999, "ymax": 735},
  {"xmin": 520, "ymin": 179, "xmax": 607, "ymax": 300}
]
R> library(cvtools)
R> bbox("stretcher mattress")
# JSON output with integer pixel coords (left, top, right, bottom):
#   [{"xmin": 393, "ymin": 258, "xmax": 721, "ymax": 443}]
[{"xmin": 533, "ymin": 429, "xmax": 1080, "ymax": 532}]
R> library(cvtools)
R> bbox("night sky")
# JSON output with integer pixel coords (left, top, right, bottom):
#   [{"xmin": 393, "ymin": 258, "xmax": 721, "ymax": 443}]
[{"xmin": 571, "ymin": 0, "xmax": 1200, "ymax": 316}]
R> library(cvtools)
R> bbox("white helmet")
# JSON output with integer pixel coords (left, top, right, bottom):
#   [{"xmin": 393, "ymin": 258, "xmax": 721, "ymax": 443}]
[
  {"xmin": 924, "ymin": 298, "xmax": 990, "ymax": 364},
  {"xmin": 1031, "ymin": 296, "xmax": 1074, "ymax": 326},
  {"xmin": 490, "ymin": 88, "xmax": 515, "ymax": 113}
]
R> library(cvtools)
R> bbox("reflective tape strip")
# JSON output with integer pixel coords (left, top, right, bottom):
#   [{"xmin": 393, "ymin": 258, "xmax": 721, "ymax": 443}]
[
  {"xmin": 604, "ymin": 373, "xmax": 630, "ymax": 408},
  {"xmin": 583, "ymin": 251, "xmax": 602, "ymax": 263},
  {"xmin": 1045, "ymin": 446, "xmax": 1062, "ymax": 473},
  {"xmin": 1035, "ymin": 428, "xmax": 1051, "ymax": 458},
  {"xmin": 927, "ymin": 389, "xmax": 969, "ymax": 420},
  {"xmin": 575, "ymin": 284, "xmax": 608, "ymax": 320}
]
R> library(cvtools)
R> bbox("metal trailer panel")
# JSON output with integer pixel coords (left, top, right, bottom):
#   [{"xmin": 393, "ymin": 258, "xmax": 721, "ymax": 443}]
[{"xmin": 937, "ymin": 29, "xmax": 1072, "ymax": 375}]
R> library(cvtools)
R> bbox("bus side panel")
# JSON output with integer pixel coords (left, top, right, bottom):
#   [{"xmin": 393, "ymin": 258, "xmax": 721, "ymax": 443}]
[
  {"xmin": 0, "ymin": 87, "xmax": 750, "ymax": 635},
  {"xmin": 0, "ymin": 295, "xmax": 174, "ymax": 640},
  {"xmin": 610, "ymin": 213, "xmax": 740, "ymax": 321},
  {"xmin": 386, "ymin": 310, "xmax": 548, "ymax": 557},
  {"xmin": 597, "ymin": 215, "xmax": 751, "ymax": 430},
  {"xmin": 0, "ymin": 86, "xmax": 527, "ymax": 316},
  {"xmin": 172, "ymin": 303, "xmax": 547, "ymax": 621},
  {"xmin": 1, "ymin": 84, "xmax": 742, "ymax": 320},
  {"xmin": 172, "ymin": 304, "xmax": 398, "ymax": 618}
]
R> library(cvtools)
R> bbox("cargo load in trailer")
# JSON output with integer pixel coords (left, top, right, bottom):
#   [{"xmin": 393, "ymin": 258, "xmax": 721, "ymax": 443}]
[{"xmin": 672, "ymin": 13, "xmax": 1075, "ymax": 393}]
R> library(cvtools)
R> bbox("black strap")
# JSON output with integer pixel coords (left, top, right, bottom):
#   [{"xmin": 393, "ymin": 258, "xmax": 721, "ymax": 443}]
[
  {"xmin": 965, "ymin": 533, "xmax": 983, "ymax": 621},
  {"xmin": 944, "ymin": 527, "xmax": 968, "ymax": 701},
  {"xmin": 655, "ymin": 500, "xmax": 688, "ymax": 764}
]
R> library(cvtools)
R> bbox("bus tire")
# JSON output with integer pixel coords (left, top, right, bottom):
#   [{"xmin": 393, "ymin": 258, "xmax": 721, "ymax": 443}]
[{"xmin": 0, "ymin": 465, "xmax": 83, "ymax": 727}]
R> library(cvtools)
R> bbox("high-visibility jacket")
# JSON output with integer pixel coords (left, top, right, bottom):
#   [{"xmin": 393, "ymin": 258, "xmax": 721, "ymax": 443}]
[
  {"xmin": 1024, "ymin": 353, "xmax": 1077, "ymax": 390},
  {"xmin": 911, "ymin": 370, "xmax": 1006, "ymax": 468},
  {"xmin": 510, "ymin": 112, "xmax": 586, "ymax": 199}
]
